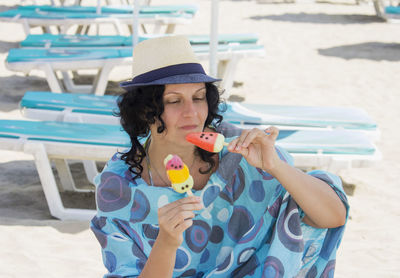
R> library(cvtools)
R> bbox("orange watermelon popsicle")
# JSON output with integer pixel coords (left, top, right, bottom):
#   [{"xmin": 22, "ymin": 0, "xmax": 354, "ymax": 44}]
[
  {"xmin": 185, "ymin": 132, "xmax": 228, "ymax": 153},
  {"xmin": 164, "ymin": 154, "xmax": 194, "ymax": 196}
]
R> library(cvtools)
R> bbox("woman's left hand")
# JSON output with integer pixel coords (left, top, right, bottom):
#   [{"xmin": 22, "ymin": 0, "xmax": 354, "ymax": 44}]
[{"xmin": 227, "ymin": 127, "xmax": 281, "ymax": 172}]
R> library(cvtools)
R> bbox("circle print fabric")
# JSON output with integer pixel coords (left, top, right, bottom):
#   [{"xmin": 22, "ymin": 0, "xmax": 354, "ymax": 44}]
[
  {"xmin": 276, "ymin": 199, "xmax": 304, "ymax": 252},
  {"xmin": 262, "ymin": 256, "xmax": 284, "ymax": 278},
  {"xmin": 130, "ymin": 189, "xmax": 150, "ymax": 223},
  {"xmin": 228, "ymin": 206, "xmax": 254, "ymax": 243},
  {"xmin": 185, "ymin": 220, "xmax": 211, "ymax": 253},
  {"xmin": 97, "ymin": 172, "xmax": 131, "ymax": 212}
]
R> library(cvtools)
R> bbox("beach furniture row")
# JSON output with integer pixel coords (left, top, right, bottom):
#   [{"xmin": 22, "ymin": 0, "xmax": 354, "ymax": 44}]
[{"xmin": 0, "ymin": 95, "xmax": 381, "ymax": 220}]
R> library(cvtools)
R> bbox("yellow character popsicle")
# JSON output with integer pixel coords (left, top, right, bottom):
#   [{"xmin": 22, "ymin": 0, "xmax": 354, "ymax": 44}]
[{"xmin": 164, "ymin": 154, "xmax": 193, "ymax": 196}]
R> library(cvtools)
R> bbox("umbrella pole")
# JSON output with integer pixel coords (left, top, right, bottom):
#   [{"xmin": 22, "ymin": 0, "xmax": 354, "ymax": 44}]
[
  {"xmin": 133, "ymin": 0, "xmax": 140, "ymax": 46},
  {"xmin": 209, "ymin": 0, "xmax": 219, "ymax": 78}
]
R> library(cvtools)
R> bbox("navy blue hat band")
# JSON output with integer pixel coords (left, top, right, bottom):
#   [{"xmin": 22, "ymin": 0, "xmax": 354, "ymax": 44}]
[{"xmin": 132, "ymin": 63, "xmax": 205, "ymax": 84}]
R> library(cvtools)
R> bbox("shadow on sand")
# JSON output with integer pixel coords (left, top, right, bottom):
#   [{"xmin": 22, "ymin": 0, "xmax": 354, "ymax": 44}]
[
  {"xmin": 250, "ymin": 13, "xmax": 385, "ymax": 24},
  {"xmin": 0, "ymin": 74, "xmax": 126, "ymax": 112},
  {"xmin": 0, "ymin": 75, "xmax": 50, "ymax": 112},
  {"xmin": 0, "ymin": 40, "xmax": 19, "ymax": 54},
  {"xmin": 0, "ymin": 5, "xmax": 17, "ymax": 13},
  {"xmin": 0, "ymin": 160, "xmax": 96, "ymax": 233},
  {"xmin": 318, "ymin": 42, "xmax": 400, "ymax": 61}
]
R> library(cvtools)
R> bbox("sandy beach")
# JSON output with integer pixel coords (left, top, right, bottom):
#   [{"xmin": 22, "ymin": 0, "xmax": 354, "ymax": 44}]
[{"xmin": 0, "ymin": 0, "xmax": 399, "ymax": 277}]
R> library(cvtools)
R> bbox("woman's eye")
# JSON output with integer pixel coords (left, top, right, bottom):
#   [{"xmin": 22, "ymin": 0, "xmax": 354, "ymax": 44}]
[
  {"xmin": 166, "ymin": 99, "xmax": 180, "ymax": 104},
  {"xmin": 193, "ymin": 96, "xmax": 206, "ymax": 101}
]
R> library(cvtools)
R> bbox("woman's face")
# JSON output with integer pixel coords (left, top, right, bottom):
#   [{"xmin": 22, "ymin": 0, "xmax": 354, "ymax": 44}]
[{"xmin": 152, "ymin": 82, "xmax": 208, "ymax": 145}]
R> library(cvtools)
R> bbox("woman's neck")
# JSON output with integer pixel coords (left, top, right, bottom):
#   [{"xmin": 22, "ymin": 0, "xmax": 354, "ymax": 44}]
[{"xmin": 147, "ymin": 137, "xmax": 197, "ymax": 172}]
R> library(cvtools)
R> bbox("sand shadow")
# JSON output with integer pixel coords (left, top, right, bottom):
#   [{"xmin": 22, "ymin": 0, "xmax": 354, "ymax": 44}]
[
  {"xmin": 249, "ymin": 13, "xmax": 384, "ymax": 24},
  {"xmin": 0, "ymin": 40, "xmax": 19, "ymax": 54},
  {"xmin": 0, "ymin": 74, "xmax": 126, "ymax": 112},
  {"xmin": 0, "ymin": 75, "xmax": 50, "ymax": 112},
  {"xmin": 0, "ymin": 5, "xmax": 18, "ymax": 13},
  {"xmin": 0, "ymin": 160, "xmax": 98, "ymax": 233},
  {"xmin": 318, "ymin": 42, "xmax": 400, "ymax": 61}
]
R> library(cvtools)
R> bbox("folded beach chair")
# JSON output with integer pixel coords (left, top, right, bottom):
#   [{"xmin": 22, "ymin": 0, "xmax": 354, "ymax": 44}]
[
  {"xmin": 20, "ymin": 91, "xmax": 380, "ymax": 140},
  {"xmin": 0, "ymin": 5, "xmax": 196, "ymax": 35},
  {"xmin": 19, "ymin": 0, "xmax": 152, "ymax": 7},
  {"xmin": 20, "ymin": 33, "xmax": 259, "ymax": 48},
  {"xmin": 372, "ymin": 0, "xmax": 400, "ymax": 21},
  {"xmin": 0, "ymin": 119, "xmax": 380, "ymax": 220},
  {"xmin": 16, "ymin": 4, "xmax": 197, "ymax": 15},
  {"xmin": 384, "ymin": 6, "xmax": 400, "ymax": 20},
  {"xmin": 6, "ymin": 43, "xmax": 265, "ymax": 96}
]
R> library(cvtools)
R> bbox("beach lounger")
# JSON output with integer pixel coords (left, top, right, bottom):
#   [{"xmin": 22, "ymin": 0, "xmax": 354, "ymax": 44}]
[
  {"xmin": 384, "ymin": 6, "xmax": 400, "ymax": 21},
  {"xmin": 0, "ymin": 5, "xmax": 196, "ymax": 35},
  {"xmin": 6, "ymin": 44, "xmax": 265, "ymax": 96},
  {"xmin": 20, "ymin": 33, "xmax": 259, "ymax": 48},
  {"xmin": 372, "ymin": 0, "xmax": 400, "ymax": 21},
  {"xmin": 19, "ymin": 1, "xmax": 150, "ymax": 6},
  {"xmin": 20, "ymin": 91, "xmax": 380, "ymax": 140},
  {"xmin": 16, "ymin": 4, "xmax": 197, "ymax": 15},
  {"xmin": 0, "ymin": 119, "xmax": 380, "ymax": 220}
]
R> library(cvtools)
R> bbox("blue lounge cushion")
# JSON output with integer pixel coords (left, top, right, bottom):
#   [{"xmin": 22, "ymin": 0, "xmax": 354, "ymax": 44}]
[
  {"xmin": 20, "ymin": 33, "xmax": 259, "ymax": 48},
  {"xmin": 0, "ymin": 120, "xmax": 130, "ymax": 147},
  {"xmin": 0, "ymin": 119, "xmax": 376, "ymax": 155},
  {"xmin": 20, "ymin": 92, "xmax": 377, "ymax": 132},
  {"xmin": 7, "ymin": 44, "xmax": 264, "ymax": 63},
  {"xmin": 17, "ymin": 4, "xmax": 198, "ymax": 15},
  {"xmin": 385, "ymin": 6, "xmax": 400, "ymax": 14},
  {"xmin": 0, "ymin": 8, "xmax": 194, "ymax": 19}
]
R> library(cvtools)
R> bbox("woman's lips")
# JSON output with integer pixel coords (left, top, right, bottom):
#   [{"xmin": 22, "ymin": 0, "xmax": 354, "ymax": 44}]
[{"xmin": 180, "ymin": 125, "xmax": 198, "ymax": 130}]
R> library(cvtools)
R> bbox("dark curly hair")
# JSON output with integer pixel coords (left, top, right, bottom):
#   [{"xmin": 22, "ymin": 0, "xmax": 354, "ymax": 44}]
[{"xmin": 116, "ymin": 83, "xmax": 224, "ymax": 180}]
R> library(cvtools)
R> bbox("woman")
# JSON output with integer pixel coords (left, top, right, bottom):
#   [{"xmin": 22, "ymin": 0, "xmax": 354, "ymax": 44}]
[{"xmin": 91, "ymin": 36, "xmax": 348, "ymax": 278}]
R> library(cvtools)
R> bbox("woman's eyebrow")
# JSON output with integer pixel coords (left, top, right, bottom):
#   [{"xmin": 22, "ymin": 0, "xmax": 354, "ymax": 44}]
[
  {"xmin": 164, "ymin": 91, "xmax": 181, "ymax": 96},
  {"xmin": 164, "ymin": 87, "xmax": 206, "ymax": 96},
  {"xmin": 196, "ymin": 87, "xmax": 206, "ymax": 92}
]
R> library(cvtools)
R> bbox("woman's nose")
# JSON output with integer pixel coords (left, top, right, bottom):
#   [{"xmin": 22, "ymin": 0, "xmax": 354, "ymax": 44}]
[{"xmin": 182, "ymin": 100, "xmax": 197, "ymax": 117}]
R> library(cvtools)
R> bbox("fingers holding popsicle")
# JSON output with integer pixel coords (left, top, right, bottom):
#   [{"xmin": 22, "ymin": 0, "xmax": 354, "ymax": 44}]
[
  {"xmin": 185, "ymin": 132, "xmax": 228, "ymax": 153},
  {"xmin": 157, "ymin": 196, "xmax": 203, "ymax": 248},
  {"xmin": 226, "ymin": 127, "xmax": 280, "ymax": 170},
  {"xmin": 185, "ymin": 127, "xmax": 281, "ymax": 171}
]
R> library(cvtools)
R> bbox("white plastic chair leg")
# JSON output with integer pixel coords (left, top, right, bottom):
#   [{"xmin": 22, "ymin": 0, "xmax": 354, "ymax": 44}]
[
  {"xmin": 218, "ymin": 57, "xmax": 239, "ymax": 98},
  {"xmin": 61, "ymin": 71, "xmax": 92, "ymax": 93},
  {"xmin": 93, "ymin": 63, "xmax": 115, "ymax": 96},
  {"xmin": 53, "ymin": 158, "xmax": 75, "ymax": 192},
  {"xmin": 165, "ymin": 24, "xmax": 175, "ymax": 34},
  {"xmin": 82, "ymin": 160, "xmax": 100, "ymax": 185},
  {"xmin": 24, "ymin": 142, "xmax": 96, "ymax": 221}
]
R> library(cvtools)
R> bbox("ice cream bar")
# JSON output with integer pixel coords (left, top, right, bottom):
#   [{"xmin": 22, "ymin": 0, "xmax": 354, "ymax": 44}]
[
  {"xmin": 164, "ymin": 154, "xmax": 193, "ymax": 195},
  {"xmin": 185, "ymin": 132, "xmax": 228, "ymax": 153}
]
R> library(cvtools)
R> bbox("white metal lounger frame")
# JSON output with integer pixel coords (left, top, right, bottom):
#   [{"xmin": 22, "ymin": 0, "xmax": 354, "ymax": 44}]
[
  {"xmin": 0, "ymin": 136, "xmax": 121, "ymax": 220},
  {"xmin": 21, "ymin": 105, "xmax": 380, "ymax": 140},
  {"xmin": 0, "ymin": 10, "xmax": 192, "ymax": 35},
  {"xmin": 0, "ymin": 125, "xmax": 381, "ymax": 220},
  {"xmin": 6, "ymin": 47, "xmax": 265, "ymax": 97},
  {"xmin": 372, "ymin": 0, "xmax": 400, "ymax": 22},
  {"xmin": 1, "ymin": 13, "xmax": 192, "ymax": 35}
]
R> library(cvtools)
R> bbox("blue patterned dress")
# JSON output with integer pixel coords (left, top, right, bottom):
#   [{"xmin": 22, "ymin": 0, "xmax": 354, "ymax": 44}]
[{"xmin": 91, "ymin": 123, "xmax": 349, "ymax": 278}]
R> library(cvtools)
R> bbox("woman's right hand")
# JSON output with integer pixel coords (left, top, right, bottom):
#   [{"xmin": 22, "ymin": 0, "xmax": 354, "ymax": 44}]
[{"xmin": 156, "ymin": 196, "xmax": 204, "ymax": 250}]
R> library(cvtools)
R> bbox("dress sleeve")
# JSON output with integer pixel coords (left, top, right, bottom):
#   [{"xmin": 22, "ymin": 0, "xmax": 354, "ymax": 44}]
[
  {"xmin": 275, "ymin": 145, "xmax": 350, "ymax": 221},
  {"xmin": 90, "ymin": 154, "xmax": 151, "ymax": 277},
  {"xmin": 91, "ymin": 216, "xmax": 148, "ymax": 277},
  {"xmin": 305, "ymin": 170, "xmax": 350, "ymax": 220}
]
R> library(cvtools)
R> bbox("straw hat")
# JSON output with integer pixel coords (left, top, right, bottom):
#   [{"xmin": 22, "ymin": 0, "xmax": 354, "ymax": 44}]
[{"xmin": 120, "ymin": 35, "xmax": 220, "ymax": 88}]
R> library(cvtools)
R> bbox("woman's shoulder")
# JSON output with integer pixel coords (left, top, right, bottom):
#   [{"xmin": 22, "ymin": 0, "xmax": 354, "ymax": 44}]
[
  {"xmin": 215, "ymin": 121, "xmax": 242, "ymax": 139},
  {"xmin": 94, "ymin": 150, "xmax": 142, "ymax": 186}
]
